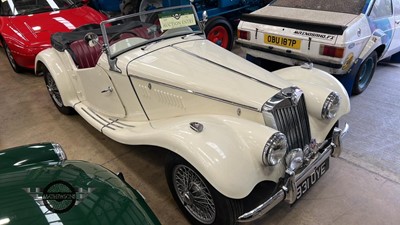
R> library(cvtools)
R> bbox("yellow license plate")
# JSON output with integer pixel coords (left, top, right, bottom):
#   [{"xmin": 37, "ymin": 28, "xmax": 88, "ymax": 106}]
[{"xmin": 264, "ymin": 34, "xmax": 301, "ymax": 49}]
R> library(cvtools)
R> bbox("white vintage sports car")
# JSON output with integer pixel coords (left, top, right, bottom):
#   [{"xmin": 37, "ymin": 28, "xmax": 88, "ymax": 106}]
[
  {"xmin": 36, "ymin": 4, "xmax": 350, "ymax": 225},
  {"xmin": 237, "ymin": 0, "xmax": 400, "ymax": 95}
]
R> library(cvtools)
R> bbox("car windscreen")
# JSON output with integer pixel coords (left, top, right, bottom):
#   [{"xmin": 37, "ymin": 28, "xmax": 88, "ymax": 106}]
[
  {"xmin": 270, "ymin": 0, "xmax": 367, "ymax": 15},
  {"xmin": 100, "ymin": 5, "xmax": 202, "ymax": 57},
  {"xmin": 0, "ymin": 0, "xmax": 84, "ymax": 16}
]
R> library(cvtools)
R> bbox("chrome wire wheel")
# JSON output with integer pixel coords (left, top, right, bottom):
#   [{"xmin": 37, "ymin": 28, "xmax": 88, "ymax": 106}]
[
  {"xmin": 45, "ymin": 73, "xmax": 63, "ymax": 108},
  {"xmin": 173, "ymin": 165, "xmax": 216, "ymax": 224}
]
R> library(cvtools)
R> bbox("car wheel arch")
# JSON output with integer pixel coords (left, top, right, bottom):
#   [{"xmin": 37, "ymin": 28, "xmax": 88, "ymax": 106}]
[
  {"xmin": 147, "ymin": 115, "xmax": 285, "ymax": 199},
  {"xmin": 35, "ymin": 49, "xmax": 77, "ymax": 108}
]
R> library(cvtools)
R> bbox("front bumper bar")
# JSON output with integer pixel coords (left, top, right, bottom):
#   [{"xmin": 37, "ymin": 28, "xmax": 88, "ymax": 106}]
[{"xmin": 237, "ymin": 123, "xmax": 349, "ymax": 222}]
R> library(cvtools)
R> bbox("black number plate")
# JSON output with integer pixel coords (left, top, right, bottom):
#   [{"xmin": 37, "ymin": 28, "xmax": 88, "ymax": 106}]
[{"xmin": 296, "ymin": 158, "xmax": 329, "ymax": 200}]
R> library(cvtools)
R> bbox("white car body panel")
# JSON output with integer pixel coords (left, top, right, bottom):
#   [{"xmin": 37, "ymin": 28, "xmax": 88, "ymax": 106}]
[
  {"xmin": 237, "ymin": 0, "xmax": 400, "ymax": 76},
  {"xmin": 35, "ymin": 8, "xmax": 350, "ymax": 200}
]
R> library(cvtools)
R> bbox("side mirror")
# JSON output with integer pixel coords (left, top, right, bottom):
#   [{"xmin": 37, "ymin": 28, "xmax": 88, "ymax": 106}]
[{"xmin": 84, "ymin": 32, "xmax": 99, "ymax": 47}]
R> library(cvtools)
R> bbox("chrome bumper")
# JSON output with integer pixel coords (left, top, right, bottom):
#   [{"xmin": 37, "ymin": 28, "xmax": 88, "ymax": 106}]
[{"xmin": 237, "ymin": 123, "xmax": 349, "ymax": 223}]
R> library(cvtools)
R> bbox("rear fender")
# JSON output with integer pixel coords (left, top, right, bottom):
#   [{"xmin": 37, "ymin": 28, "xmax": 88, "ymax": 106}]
[
  {"xmin": 35, "ymin": 49, "xmax": 77, "ymax": 107},
  {"xmin": 359, "ymin": 29, "xmax": 386, "ymax": 60}
]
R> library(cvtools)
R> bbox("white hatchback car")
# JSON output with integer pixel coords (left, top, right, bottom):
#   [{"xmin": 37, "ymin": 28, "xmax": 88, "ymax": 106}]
[
  {"xmin": 237, "ymin": 0, "xmax": 400, "ymax": 94},
  {"xmin": 36, "ymin": 5, "xmax": 350, "ymax": 225}
]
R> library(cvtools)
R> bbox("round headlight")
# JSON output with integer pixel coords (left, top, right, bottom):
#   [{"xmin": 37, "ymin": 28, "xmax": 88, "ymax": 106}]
[
  {"xmin": 262, "ymin": 132, "xmax": 288, "ymax": 166},
  {"xmin": 321, "ymin": 92, "xmax": 340, "ymax": 120}
]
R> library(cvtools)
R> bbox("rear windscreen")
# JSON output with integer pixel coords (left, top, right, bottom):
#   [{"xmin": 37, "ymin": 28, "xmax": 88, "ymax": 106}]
[{"xmin": 270, "ymin": 0, "xmax": 367, "ymax": 15}]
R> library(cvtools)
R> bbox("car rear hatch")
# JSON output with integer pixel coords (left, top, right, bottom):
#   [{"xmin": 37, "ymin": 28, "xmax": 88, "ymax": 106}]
[{"xmin": 238, "ymin": 0, "xmax": 364, "ymax": 65}]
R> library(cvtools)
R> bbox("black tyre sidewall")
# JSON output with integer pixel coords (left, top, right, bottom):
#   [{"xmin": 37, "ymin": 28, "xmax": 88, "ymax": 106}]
[
  {"xmin": 43, "ymin": 68, "xmax": 75, "ymax": 115},
  {"xmin": 165, "ymin": 154, "xmax": 242, "ymax": 225},
  {"xmin": 121, "ymin": 0, "xmax": 141, "ymax": 15},
  {"xmin": 352, "ymin": 51, "xmax": 377, "ymax": 95},
  {"xmin": 2, "ymin": 40, "xmax": 23, "ymax": 73},
  {"xmin": 204, "ymin": 17, "xmax": 234, "ymax": 50}
]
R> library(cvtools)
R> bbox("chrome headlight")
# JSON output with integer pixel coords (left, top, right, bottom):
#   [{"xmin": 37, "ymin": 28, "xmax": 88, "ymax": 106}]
[
  {"xmin": 52, "ymin": 143, "xmax": 67, "ymax": 162},
  {"xmin": 321, "ymin": 92, "xmax": 340, "ymax": 119},
  {"xmin": 262, "ymin": 133, "xmax": 288, "ymax": 166}
]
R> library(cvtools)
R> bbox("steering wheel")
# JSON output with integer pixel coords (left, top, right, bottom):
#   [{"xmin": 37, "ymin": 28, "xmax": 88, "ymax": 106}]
[{"xmin": 109, "ymin": 31, "xmax": 140, "ymax": 42}]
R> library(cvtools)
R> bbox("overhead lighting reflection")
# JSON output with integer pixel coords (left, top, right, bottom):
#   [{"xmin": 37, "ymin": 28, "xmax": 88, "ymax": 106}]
[{"xmin": 0, "ymin": 218, "xmax": 10, "ymax": 225}]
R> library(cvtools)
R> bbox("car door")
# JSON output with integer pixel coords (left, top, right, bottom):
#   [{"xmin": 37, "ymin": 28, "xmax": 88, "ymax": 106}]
[
  {"xmin": 385, "ymin": 0, "xmax": 400, "ymax": 56},
  {"xmin": 75, "ymin": 66, "xmax": 126, "ymax": 118},
  {"xmin": 369, "ymin": 0, "xmax": 399, "ymax": 58}
]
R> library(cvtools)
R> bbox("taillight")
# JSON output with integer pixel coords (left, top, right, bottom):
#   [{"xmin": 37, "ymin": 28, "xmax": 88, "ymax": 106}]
[
  {"xmin": 238, "ymin": 30, "xmax": 250, "ymax": 40},
  {"xmin": 319, "ymin": 45, "xmax": 344, "ymax": 58}
]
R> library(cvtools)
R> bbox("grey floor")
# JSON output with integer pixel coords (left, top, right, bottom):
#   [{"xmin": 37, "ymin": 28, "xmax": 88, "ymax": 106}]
[{"xmin": 1, "ymin": 47, "xmax": 399, "ymax": 225}]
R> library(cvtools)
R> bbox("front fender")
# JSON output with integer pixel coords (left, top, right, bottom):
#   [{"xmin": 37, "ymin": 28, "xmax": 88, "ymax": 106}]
[
  {"xmin": 35, "ymin": 48, "xmax": 77, "ymax": 107},
  {"xmin": 150, "ymin": 115, "xmax": 286, "ymax": 199},
  {"xmin": 0, "ymin": 143, "xmax": 64, "ymax": 171},
  {"xmin": 273, "ymin": 66, "xmax": 351, "ymax": 141}
]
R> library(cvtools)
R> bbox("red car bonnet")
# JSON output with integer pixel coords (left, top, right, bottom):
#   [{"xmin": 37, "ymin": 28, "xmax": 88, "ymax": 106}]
[{"xmin": 9, "ymin": 6, "xmax": 107, "ymax": 47}]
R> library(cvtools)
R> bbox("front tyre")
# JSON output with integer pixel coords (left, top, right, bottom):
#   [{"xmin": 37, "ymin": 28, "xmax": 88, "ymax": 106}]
[
  {"xmin": 43, "ymin": 66, "xmax": 75, "ymax": 115},
  {"xmin": 205, "ymin": 17, "xmax": 234, "ymax": 50},
  {"xmin": 2, "ymin": 40, "xmax": 23, "ymax": 73},
  {"xmin": 165, "ymin": 155, "xmax": 243, "ymax": 225},
  {"xmin": 352, "ymin": 51, "xmax": 377, "ymax": 95}
]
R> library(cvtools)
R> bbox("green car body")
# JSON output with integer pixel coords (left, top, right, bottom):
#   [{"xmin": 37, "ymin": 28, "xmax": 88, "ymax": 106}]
[{"xmin": 0, "ymin": 143, "xmax": 161, "ymax": 225}]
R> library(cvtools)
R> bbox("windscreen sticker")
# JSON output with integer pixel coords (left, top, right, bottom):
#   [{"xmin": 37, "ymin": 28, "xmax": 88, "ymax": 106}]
[
  {"xmin": 294, "ymin": 30, "xmax": 335, "ymax": 40},
  {"xmin": 159, "ymin": 11, "xmax": 196, "ymax": 31}
]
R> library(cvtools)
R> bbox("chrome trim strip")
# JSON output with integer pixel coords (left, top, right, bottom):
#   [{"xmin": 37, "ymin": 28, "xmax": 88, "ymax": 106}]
[
  {"xmin": 81, "ymin": 107, "xmax": 107, "ymax": 126},
  {"xmin": 237, "ymin": 189, "xmax": 285, "ymax": 222},
  {"xmin": 129, "ymin": 75, "xmax": 260, "ymax": 112},
  {"xmin": 114, "ymin": 120, "xmax": 136, "ymax": 128},
  {"xmin": 89, "ymin": 108, "xmax": 112, "ymax": 124},
  {"xmin": 81, "ymin": 107, "xmax": 116, "ymax": 131},
  {"xmin": 171, "ymin": 45, "xmax": 282, "ymax": 91}
]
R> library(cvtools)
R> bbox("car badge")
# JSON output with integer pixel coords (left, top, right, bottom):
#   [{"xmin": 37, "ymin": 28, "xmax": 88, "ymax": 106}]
[{"xmin": 190, "ymin": 122, "xmax": 203, "ymax": 133}]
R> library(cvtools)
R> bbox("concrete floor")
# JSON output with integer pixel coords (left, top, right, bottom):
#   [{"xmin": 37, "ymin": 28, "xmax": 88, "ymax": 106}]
[{"xmin": 1, "ymin": 48, "xmax": 400, "ymax": 225}]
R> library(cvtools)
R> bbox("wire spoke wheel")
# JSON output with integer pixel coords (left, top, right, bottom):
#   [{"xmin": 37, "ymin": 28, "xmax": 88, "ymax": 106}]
[
  {"xmin": 45, "ymin": 73, "xmax": 63, "ymax": 108},
  {"xmin": 173, "ymin": 165, "xmax": 216, "ymax": 224}
]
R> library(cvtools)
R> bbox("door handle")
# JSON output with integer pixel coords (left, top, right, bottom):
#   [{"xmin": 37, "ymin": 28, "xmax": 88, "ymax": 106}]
[
  {"xmin": 101, "ymin": 86, "xmax": 113, "ymax": 93},
  {"xmin": 395, "ymin": 20, "xmax": 400, "ymax": 25}
]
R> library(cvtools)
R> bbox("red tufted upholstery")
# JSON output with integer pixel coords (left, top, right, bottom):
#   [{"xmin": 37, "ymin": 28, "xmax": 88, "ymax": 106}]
[{"xmin": 68, "ymin": 37, "xmax": 104, "ymax": 69}]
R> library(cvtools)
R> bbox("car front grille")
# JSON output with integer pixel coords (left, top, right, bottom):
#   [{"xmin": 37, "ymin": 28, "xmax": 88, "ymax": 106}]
[{"xmin": 263, "ymin": 87, "xmax": 311, "ymax": 150}]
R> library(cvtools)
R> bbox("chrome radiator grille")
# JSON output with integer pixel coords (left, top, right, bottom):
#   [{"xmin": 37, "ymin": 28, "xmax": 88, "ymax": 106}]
[{"xmin": 263, "ymin": 87, "xmax": 311, "ymax": 150}]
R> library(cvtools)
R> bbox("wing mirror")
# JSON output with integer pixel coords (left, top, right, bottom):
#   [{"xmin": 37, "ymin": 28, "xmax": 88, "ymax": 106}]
[{"xmin": 84, "ymin": 32, "xmax": 100, "ymax": 47}]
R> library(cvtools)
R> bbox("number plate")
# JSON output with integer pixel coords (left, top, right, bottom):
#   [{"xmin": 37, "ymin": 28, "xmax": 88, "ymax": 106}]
[
  {"xmin": 264, "ymin": 34, "xmax": 301, "ymax": 49},
  {"xmin": 296, "ymin": 158, "xmax": 329, "ymax": 200}
]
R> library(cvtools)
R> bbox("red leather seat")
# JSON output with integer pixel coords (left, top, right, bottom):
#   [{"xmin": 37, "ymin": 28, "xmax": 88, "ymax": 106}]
[{"xmin": 68, "ymin": 37, "xmax": 104, "ymax": 69}]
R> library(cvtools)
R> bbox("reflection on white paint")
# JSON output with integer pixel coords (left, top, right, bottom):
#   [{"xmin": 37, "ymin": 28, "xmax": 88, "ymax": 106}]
[{"xmin": 206, "ymin": 142, "xmax": 226, "ymax": 159}]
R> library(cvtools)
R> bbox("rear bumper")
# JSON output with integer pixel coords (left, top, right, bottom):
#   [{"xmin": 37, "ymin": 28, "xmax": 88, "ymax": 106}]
[
  {"xmin": 237, "ymin": 41, "xmax": 346, "ymax": 75},
  {"xmin": 237, "ymin": 123, "xmax": 349, "ymax": 222}
]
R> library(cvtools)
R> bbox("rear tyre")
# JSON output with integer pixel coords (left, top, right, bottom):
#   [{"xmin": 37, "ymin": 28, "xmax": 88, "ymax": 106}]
[
  {"xmin": 205, "ymin": 17, "xmax": 234, "ymax": 50},
  {"xmin": 165, "ymin": 154, "xmax": 243, "ymax": 225},
  {"xmin": 43, "ymin": 66, "xmax": 75, "ymax": 115},
  {"xmin": 352, "ymin": 51, "xmax": 377, "ymax": 95},
  {"xmin": 2, "ymin": 40, "xmax": 23, "ymax": 73}
]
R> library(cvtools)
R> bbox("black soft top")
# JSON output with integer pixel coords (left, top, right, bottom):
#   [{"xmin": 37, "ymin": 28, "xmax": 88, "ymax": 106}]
[{"xmin": 51, "ymin": 21, "xmax": 143, "ymax": 52}]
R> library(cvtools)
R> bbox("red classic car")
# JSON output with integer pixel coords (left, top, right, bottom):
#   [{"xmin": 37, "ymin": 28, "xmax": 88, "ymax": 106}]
[{"xmin": 0, "ymin": 0, "xmax": 107, "ymax": 73}]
